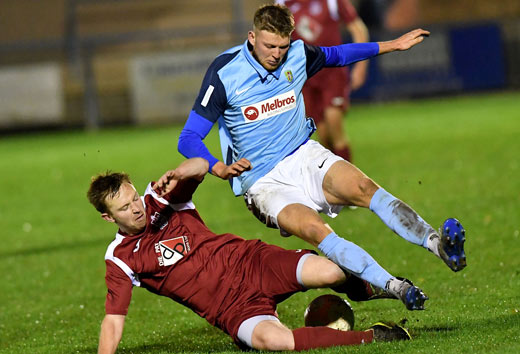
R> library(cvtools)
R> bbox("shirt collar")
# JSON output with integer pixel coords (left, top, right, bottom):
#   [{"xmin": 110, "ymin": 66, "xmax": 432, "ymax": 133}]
[{"xmin": 242, "ymin": 40, "xmax": 286, "ymax": 81}]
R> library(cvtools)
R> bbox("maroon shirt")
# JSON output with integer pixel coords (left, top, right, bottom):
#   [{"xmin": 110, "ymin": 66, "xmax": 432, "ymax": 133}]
[
  {"xmin": 103, "ymin": 179, "xmax": 309, "ymax": 339},
  {"xmin": 279, "ymin": 0, "xmax": 359, "ymax": 46}
]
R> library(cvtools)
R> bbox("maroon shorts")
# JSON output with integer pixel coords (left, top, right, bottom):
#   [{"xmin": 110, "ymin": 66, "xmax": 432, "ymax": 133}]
[
  {"xmin": 303, "ymin": 67, "xmax": 350, "ymax": 124},
  {"xmin": 216, "ymin": 242, "xmax": 315, "ymax": 344}
]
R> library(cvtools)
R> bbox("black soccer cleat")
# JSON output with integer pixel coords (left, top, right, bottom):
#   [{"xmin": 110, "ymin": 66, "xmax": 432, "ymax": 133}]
[
  {"xmin": 438, "ymin": 218, "xmax": 466, "ymax": 272},
  {"xmin": 369, "ymin": 321, "xmax": 412, "ymax": 342}
]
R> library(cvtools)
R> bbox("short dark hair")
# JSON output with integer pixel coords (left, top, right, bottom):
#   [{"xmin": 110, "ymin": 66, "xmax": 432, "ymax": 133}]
[
  {"xmin": 87, "ymin": 171, "xmax": 131, "ymax": 214},
  {"xmin": 253, "ymin": 4, "xmax": 295, "ymax": 37}
]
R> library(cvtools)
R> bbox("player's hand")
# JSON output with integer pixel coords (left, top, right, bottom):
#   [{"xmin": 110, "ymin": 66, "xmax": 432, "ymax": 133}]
[
  {"xmin": 212, "ymin": 158, "xmax": 252, "ymax": 180},
  {"xmin": 153, "ymin": 169, "xmax": 178, "ymax": 197},
  {"xmin": 378, "ymin": 28, "xmax": 430, "ymax": 54},
  {"xmin": 394, "ymin": 28, "xmax": 430, "ymax": 50},
  {"xmin": 153, "ymin": 158, "xmax": 210, "ymax": 197}
]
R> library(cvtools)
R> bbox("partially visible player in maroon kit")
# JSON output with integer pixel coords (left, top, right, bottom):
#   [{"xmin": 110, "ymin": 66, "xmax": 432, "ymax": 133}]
[
  {"xmin": 87, "ymin": 158, "xmax": 410, "ymax": 353},
  {"xmin": 276, "ymin": 0, "xmax": 369, "ymax": 161}
]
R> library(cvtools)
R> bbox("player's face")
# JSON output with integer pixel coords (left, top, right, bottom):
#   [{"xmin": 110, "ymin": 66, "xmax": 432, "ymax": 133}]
[
  {"xmin": 248, "ymin": 29, "xmax": 290, "ymax": 71},
  {"xmin": 102, "ymin": 182, "xmax": 146, "ymax": 235}
]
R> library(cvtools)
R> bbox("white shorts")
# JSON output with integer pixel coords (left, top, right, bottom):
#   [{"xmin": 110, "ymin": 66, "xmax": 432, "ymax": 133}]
[{"xmin": 244, "ymin": 140, "xmax": 344, "ymax": 235}]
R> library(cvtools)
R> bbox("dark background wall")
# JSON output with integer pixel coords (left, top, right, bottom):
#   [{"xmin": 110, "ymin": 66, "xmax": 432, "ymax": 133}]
[{"xmin": 0, "ymin": 0, "xmax": 518, "ymax": 130}]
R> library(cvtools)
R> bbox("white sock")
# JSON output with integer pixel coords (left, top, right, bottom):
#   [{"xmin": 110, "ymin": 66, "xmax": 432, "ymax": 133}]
[{"xmin": 426, "ymin": 233, "xmax": 441, "ymax": 257}]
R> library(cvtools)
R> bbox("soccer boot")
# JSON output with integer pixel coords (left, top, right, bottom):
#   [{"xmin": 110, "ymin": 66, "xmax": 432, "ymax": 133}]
[
  {"xmin": 369, "ymin": 321, "xmax": 412, "ymax": 342},
  {"xmin": 385, "ymin": 277, "xmax": 428, "ymax": 310},
  {"xmin": 438, "ymin": 218, "xmax": 466, "ymax": 272}
]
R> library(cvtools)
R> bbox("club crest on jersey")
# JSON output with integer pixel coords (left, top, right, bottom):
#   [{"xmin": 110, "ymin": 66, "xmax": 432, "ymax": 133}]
[
  {"xmin": 284, "ymin": 70, "xmax": 293, "ymax": 83},
  {"xmin": 150, "ymin": 212, "xmax": 168, "ymax": 230},
  {"xmin": 241, "ymin": 90, "xmax": 297, "ymax": 123},
  {"xmin": 155, "ymin": 236, "xmax": 190, "ymax": 267}
]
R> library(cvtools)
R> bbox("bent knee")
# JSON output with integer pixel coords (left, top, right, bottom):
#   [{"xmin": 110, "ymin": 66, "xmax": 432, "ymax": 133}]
[
  {"xmin": 252, "ymin": 324, "xmax": 294, "ymax": 351},
  {"xmin": 321, "ymin": 261, "xmax": 347, "ymax": 286},
  {"xmin": 278, "ymin": 206, "xmax": 330, "ymax": 246},
  {"xmin": 301, "ymin": 255, "xmax": 346, "ymax": 288},
  {"xmin": 253, "ymin": 335, "xmax": 292, "ymax": 351},
  {"xmin": 323, "ymin": 162, "xmax": 379, "ymax": 207}
]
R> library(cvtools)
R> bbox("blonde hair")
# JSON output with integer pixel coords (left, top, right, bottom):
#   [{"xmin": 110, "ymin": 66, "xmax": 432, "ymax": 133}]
[{"xmin": 253, "ymin": 4, "xmax": 295, "ymax": 37}]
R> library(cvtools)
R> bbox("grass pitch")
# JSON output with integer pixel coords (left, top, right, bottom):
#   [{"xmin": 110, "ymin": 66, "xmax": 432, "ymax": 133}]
[{"xmin": 0, "ymin": 91, "xmax": 519, "ymax": 353}]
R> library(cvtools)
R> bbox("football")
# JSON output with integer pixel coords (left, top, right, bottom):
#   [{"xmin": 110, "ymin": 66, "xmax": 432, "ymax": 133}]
[{"xmin": 304, "ymin": 294, "xmax": 355, "ymax": 331}]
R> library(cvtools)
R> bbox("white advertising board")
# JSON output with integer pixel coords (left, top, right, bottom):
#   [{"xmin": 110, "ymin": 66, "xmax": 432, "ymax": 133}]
[
  {"xmin": 130, "ymin": 48, "xmax": 223, "ymax": 124},
  {"xmin": 0, "ymin": 63, "xmax": 64, "ymax": 127}
]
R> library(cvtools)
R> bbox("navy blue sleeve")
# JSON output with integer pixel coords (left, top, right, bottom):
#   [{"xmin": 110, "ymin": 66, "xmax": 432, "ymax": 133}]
[
  {"xmin": 191, "ymin": 52, "xmax": 238, "ymax": 122},
  {"xmin": 178, "ymin": 111, "xmax": 219, "ymax": 171},
  {"xmin": 304, "ymin": 43, "xmax": 327, "ymax": 78},
  {"xmin": 320, "ymin": 42, "xmax": 380, "ymax": 67}
]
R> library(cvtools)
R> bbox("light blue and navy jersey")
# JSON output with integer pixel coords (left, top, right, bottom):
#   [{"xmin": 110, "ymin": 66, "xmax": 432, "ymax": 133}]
[{"xmin": 179, "ymin": 39, "xmax": 379, "ymax": 196}]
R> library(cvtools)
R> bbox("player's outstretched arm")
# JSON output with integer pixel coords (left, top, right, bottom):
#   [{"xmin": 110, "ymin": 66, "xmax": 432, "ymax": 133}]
[
  {"xmin": 378, "ymin": 28, "xmax": 430, "ymax": 54},
  {"xmin": 211, "ymin": 158, "xmax": 252, "ymax": 180},
  {"xmin": 98, "ymin": 314, "xmax": 125, "ymax": 354},
  {"xmin": 154, "ymin": 158, "xmax": 209, "ymax": 197}
]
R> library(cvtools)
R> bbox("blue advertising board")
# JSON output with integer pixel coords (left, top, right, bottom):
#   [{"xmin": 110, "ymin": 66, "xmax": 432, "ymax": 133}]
[{"xmin": 351, "ymin": 23, "xmax": 506, "ymax": 101}]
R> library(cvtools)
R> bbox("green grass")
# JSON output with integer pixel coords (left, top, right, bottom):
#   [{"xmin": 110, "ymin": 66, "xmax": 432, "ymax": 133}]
[{"xmin": 1, "ymin": 91, "xmax": 519, "ymax": 353}]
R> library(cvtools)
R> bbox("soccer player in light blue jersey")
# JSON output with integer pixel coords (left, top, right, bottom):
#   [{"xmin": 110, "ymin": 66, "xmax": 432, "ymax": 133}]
[{"xmin": 178, "ymin": 4, "xmax": 466, "ymax": 311}]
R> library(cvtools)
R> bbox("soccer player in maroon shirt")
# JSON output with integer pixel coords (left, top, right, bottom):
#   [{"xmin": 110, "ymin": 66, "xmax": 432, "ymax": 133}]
[
  {"xmin": 276, "ymin": 0, "xmax": 370, "ymax": 161},
  {"xmin": 87, "ymin": 158, "xmax": 411, "ymax": 353}
]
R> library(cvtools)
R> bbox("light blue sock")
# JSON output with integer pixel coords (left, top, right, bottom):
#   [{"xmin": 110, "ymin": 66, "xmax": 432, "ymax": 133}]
[
  {"xmin": 318, "ymin": 232, "xmax": 392, "ymax": 289},
  {"xmin": 370, "ymin": 188, "xmax": 435, "ymax": 248}
]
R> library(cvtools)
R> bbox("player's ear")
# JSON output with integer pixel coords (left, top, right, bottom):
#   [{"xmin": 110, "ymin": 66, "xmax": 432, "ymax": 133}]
[
  {"xmin": 101, "ymin": 212, "xmax": 116, "ymax": 224},
  {"xmin": 248, "ymin": 30, "xmax": 256, "ymax": 46}
]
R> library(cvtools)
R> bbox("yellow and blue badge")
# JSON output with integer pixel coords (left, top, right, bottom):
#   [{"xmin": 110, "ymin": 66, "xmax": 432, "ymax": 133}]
[{"xmin": 284, "ymin": 70, "xmax": 294, "ymax": 83}]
